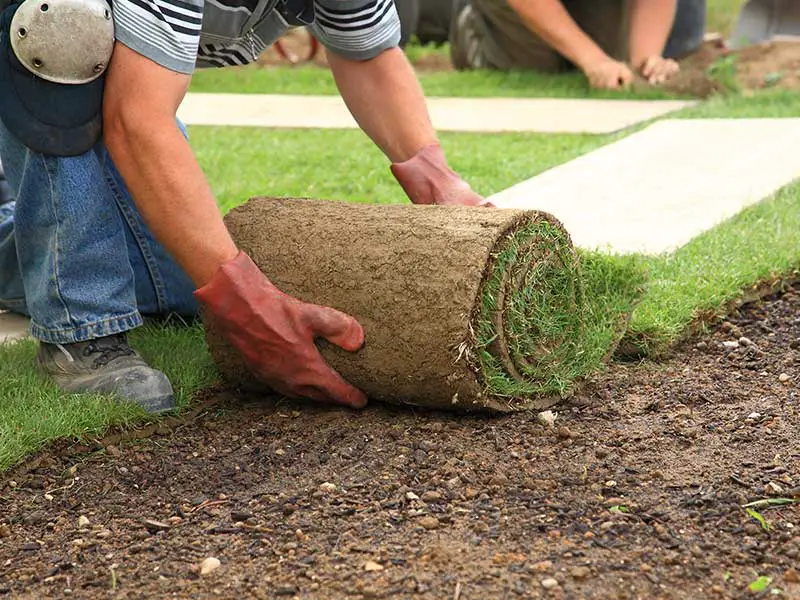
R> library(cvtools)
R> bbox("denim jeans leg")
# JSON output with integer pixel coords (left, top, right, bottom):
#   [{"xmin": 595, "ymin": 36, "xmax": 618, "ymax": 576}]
[
  {"xmin": 0, "ymin": 119, "xmax": 143, "ymax": 343},
  {"xmin": 0, "ymin": 201, "xmax": 27, "ymax": 315},
  {"xmin": 98, "ymin": 121, "xmax": 199, "ymax": 320}
]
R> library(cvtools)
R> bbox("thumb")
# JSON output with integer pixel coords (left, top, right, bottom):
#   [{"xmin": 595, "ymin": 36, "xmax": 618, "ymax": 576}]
[{"xmin": 304, "ymin": 304, "xmax": 365, "ymax": 352}]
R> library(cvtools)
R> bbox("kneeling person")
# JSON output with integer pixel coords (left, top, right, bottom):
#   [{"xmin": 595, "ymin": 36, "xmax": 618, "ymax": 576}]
[{"xmin": 0, "ymin": 0, "xmax": 486, "ymax": 413}]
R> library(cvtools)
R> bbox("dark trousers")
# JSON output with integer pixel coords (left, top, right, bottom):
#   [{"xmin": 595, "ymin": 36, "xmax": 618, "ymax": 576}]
[{"xmin": 449, "ymin": 0, "xmax": 706, "ymax": 71}]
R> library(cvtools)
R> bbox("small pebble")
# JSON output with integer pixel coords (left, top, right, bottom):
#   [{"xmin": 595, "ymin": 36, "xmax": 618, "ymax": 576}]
[
  {"xmin": 199, "ymin": 556, "xmax": 221, "ymax": 575},
  {"xmin": 779, "ymin": 373, "xmax": 790, "ymax": 383},
  {"xmin": 747, "ymin": 412, "xmax": 762, "ymax": 420},
  {"xmin": 738, "ymin": 336, "xmax": 754, "ymax": 347},
  {"xmin": 364, "ymin": 560, "xmax": 384, "ymax": 572},
  {"xmin": 541, "ymin": 577, "xmax": 559, "ymax": 590},
  {"xmin": 0, "ymin": 524, "xmax": 11, "ymax": 538},
  {"xmin": 295, "ymin": 529, "xmax": 307, "ymax": 542},
  {"xmin": 22, "ymin": 542, "xmax": 39, "ymax": 552},
  {"xmin": 570, "ymin": 566, "xmax": 591, "ymax": 580},
  {"xmin": 696, "ymin": 341, "xmax": 708, "ymax": 351},
  {"xmin": 600, "ymin": 521, "xmax": 615, "ymax": 531},
  {"xmin": 167, "ymin": 516, "xmax": 183, "ymax": 526},
  {"xmin": 531, "ymin": 560, "xmax": 553, "ymax": 573},
  {"xmin": 536, "ymin": 410, "xmax": 557, "ymax": 427},
  {"xmin": 231, "ymin": 511, "xmax": 253, "ymax": 522},
  {"xmin": 275, "ymin": 448, "xmax": 285, "ymax": 456},
  {"xmin": 557, "ymin": 426, "xmax": 573, "ymax": 439},
  {"xmin": 405, "ymin": 492, "xmax": 420, "ymax": 501},
  {"xmin": 44, "ymin": 494, "xmax": 54, "ymax": 501},
  {"xmin": 77, "ymin": 516, "xmax": 90, "ymax": 528},
  {"xmin": 722, "ymin": 341, "xmax": 739, "ymax": 349},
  {"xmin": 765, "ymin": 481, "xmax": 785, "ymax": 496},
  {"xmin": 319, "ymin": 482, "xmax": 337, "ymax": 493},
  {"xmin": 418, "ymin": 516, "xmax": 440, "ymax": 530},
  {"xmin": 95, "ymin": 529, "xmax": 112, "ymax": 539},
  {"xmin": 421, "ymin": 491, "xmax": 442, "ymax": 503},
  {"xmin": 784, "ymin": 568, "xmax": 800, "ymax": 583},
  {"xmin": 604, "ymin": 480, "xmax": 617, "ymax": 488}
]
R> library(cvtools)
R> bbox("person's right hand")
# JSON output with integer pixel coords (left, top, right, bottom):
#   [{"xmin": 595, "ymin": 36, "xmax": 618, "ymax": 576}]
[
  {"xmin": 582, "ymin": 58, "xmax": 634, "ymax": 90},
  {"xmin": 195, "ymin": 251, "xmax": 368, "ymax": 408}
]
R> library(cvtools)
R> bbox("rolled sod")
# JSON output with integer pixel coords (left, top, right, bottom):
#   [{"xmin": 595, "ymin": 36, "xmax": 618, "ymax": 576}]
[{"xmin": 203, "ymin": 197, "xmax": 643, "ymax": 413}]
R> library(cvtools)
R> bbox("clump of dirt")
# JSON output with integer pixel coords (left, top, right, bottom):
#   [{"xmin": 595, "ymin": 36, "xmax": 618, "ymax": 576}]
[
  {"xmin": 1, "ymin": 283, "xmax": 798, "ymax": 599},
  {"xmin": 656, "ymin": 39, "xmax": 800, "ymax": 97}
]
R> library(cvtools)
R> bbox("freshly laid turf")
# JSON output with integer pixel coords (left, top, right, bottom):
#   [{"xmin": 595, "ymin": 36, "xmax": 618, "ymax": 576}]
[
  {"xmin": 0, "ymin": 324, "xmax": 215, "ymax": 472},
  {"xmin": 189, "ymin": 64, "xmax": 682, "ymax": 99},
  {"xmin": 625, "ymin": 181, "xmax": 800, "ymax": 357}
]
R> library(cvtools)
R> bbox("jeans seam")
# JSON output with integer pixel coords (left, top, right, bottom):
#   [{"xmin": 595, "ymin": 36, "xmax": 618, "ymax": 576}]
[
  {"xmin": 101, "ymin": 159, "xmax": 170, "ymax": 313},
  {"xmin": 42, "ymin": 153, "xmax": 75, "ymax": 328}
]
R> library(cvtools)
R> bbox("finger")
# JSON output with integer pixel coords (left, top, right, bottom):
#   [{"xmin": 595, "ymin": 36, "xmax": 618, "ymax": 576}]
[
  {"xmin": 299, "ymin": 361, "xmax": 369, "ymax": 409},
  {"xmin": 305, "ymin": 305, "xmax": 365, "ymax": 352},
  {"xmin": 619, "ymin": 65, "xmax": 634, "ymax": 87},
  {"xmin": 641, "ymin": 57, "xmax": 656, "ymax": 79}
]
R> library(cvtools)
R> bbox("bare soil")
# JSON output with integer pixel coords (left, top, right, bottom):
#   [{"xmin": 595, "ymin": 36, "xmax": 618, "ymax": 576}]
[
  {"xmin": 656, "ymin": 39, "xmax": 800, "ymax": 98},
  {"xmin": 1, "ymin": 282, "xmax": 798, "ymax": 599}
]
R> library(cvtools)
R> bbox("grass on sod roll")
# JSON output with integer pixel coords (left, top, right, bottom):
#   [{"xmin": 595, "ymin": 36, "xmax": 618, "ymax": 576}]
[
  {"xmin": 473, "ymin": 219, "xmax": 647, "ymax": 402},
  {"xmin": 2, "ymin": 87, "xmax": 799, "ymax": 470}
]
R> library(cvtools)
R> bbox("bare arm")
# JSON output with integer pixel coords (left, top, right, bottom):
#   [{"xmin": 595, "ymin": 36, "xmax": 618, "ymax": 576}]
[
  {"xmin": 628, "ymin": 0, "xmax": 678, "ymax": 69},
  {"xmin": 102, "ymin": 43, "xmax": 237, "ymax": 287},
  {"xmin": 506, "ymin": 0, "xmax": 607, "ymax": 71},
  {"xmin": 326, "ymin": 47, "xmax": 437, "ymax": 163}
]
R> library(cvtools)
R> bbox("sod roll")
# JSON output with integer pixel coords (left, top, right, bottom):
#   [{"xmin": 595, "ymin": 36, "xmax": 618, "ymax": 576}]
[{"xmin": 203, "ymin": 197, "xmax": 634, "ymax": 413}]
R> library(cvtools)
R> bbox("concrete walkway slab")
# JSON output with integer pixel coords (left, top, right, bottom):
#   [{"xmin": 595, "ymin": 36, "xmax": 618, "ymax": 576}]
[
  {"xmin": 489, "ymin": 118, "xmax": 800, "ymax": 255},
  {"xmin": 0, "ymin": 311, "xmax": 30, "ymax": 343},
  {"xmin": 178, "ymin": 93, "xmax": 696, "ymax": 134}
]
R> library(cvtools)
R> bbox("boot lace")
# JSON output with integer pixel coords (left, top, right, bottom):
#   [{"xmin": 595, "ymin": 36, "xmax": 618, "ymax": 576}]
[{"xmin": 82, "ymin": 334, "xmax": 136, "ymax": 368}]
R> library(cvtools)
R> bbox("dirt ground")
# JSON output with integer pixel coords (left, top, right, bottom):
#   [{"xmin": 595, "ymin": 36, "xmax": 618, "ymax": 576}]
[
  {"xmin": 1, "ymin": 277, "xmax": 798, "ymax": 598},
  {"xmin": 259, "ymin": 29, "xmax": 800, "ymax": 96}
]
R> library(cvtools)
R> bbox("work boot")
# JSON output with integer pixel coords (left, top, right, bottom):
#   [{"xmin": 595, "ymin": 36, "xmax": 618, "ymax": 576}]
[{"xmin": 36, "ymin": 333, "xmax": 176, "ymax": 414}]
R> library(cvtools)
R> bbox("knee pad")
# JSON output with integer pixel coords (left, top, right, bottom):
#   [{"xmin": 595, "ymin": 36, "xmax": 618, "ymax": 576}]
[{"xmin": 0, "ymin": 0, "xmax": 114, "ymax": 156}]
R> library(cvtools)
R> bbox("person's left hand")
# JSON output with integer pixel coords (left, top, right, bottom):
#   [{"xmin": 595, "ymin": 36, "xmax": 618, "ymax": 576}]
[
  {"xmin": 391, "ymin": 143, "xmax": 495, "ymax": 208},
  {"xmin": 637, "ymin": 56, "xmax": 680, "ymax": 85}
]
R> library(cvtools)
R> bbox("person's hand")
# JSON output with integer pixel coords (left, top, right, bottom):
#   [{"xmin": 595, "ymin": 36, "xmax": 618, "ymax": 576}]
[
  {"xmin": 195, "ymin": 251, "xmax": 368, "ymax": 408},
  {"xmin": 637, "ymin": 56, "xmax": 680, "ymax": 85},
  {"xmin": 581, "ymin": 57, "xmax": 634, "ymax": 90},
  {"xmin": 391, "ymin": 143, "xmax": 495, "ymax": 207}
]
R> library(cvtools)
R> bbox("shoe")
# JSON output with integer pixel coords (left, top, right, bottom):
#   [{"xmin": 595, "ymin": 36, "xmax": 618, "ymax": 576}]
[{"xmin": 37, "ymin": 333, "xmax": 176, "ymax": 414}]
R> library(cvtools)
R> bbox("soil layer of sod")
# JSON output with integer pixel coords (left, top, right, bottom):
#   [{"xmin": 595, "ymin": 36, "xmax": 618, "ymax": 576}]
[
  {"xmin": 204, "ymin": 197, "xmax": 643, "ymax": 412},
  {"xmin": 1, "ymin": 283, "xmax": 797, "ymax": 599}
]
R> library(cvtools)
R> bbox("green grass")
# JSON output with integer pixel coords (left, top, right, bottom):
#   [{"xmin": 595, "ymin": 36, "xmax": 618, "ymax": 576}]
[
  {"xmin": 0, "ymin": 323, "xmax": 216, "ymax": 471},
  {"xmin": 625, "ymin": 182, "xmax": 800, "ymax": 356},
  {"xmin": 189, "ymin": 64, "xmax": 684, "ymax": 99}
]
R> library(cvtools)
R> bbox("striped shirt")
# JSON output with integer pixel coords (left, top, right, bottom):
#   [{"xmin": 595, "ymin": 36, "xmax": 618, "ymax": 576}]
[{"xmin": 113, "ymin": 0, "xmax": 401, "ymax": 74}]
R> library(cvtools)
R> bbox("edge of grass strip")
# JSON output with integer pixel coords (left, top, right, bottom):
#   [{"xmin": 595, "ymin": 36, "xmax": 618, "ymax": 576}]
[{"xmin": 618, "ymin": 179, "xmax": 800, "ymax": 358}]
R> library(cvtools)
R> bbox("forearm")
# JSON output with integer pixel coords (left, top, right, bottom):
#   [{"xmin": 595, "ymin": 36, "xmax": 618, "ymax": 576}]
[
  {"xmin": 104, "ymin": 116, "xmax": 237, "ymax": 287},
  {"xmin": 628, "ymin": 0, "xmax": 677, "ymax": 68},
  {"xmin": 327, "ymin": 48, "xmax": 436, "ymax": 163},
  {"xmin": 507, "ymin": 0, "xmax": 607, "ymax": 69}
]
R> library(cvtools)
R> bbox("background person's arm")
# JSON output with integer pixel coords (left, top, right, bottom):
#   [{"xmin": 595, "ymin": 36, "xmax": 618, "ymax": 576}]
[
  {"xmin": 506, "ymin": 0, "xmax": 633, "ymax": 89},
  {"xmin": 628, "ymin": 0, "xmax": 680, "ymax": 83}
]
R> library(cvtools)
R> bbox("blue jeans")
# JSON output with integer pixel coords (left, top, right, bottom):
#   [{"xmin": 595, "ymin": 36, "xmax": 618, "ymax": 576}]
[{"xmin": 0, "ymin": 119, "xmax": 199, "ymax": 344}]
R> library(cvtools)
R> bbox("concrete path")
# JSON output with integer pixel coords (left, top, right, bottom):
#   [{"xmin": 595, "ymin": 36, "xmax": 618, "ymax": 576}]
[
  {"xmin": 489, "ymin": 118, "xmax": 800, "ymax": 255},
  {"xmin": 0, "ymin": 311, "xmax": 29, "ymax": 343},
  {"xmin": 177, "ymin": 93, "xmax": 696, "ymax": 134}
]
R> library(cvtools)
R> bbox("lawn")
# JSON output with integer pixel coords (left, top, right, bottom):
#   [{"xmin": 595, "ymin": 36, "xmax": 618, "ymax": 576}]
[{"xmin": 1, "ymin": 0, "xmax": 796, "ymax": 471}]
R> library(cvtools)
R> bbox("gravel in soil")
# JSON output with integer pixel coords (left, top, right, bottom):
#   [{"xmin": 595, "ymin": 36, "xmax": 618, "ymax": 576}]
[{"xmin": 0, "ymin": 284, "xmax": 798, "ymax": 599}]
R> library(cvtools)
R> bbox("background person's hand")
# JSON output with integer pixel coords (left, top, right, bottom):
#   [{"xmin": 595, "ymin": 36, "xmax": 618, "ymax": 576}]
[
  {"xmin": 638, "ymin": 56, "xmax": 680, "ymax": 85},
  {"xmin": 582, "ymin": 57, "xmax": 634, "ymax": 90}
]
